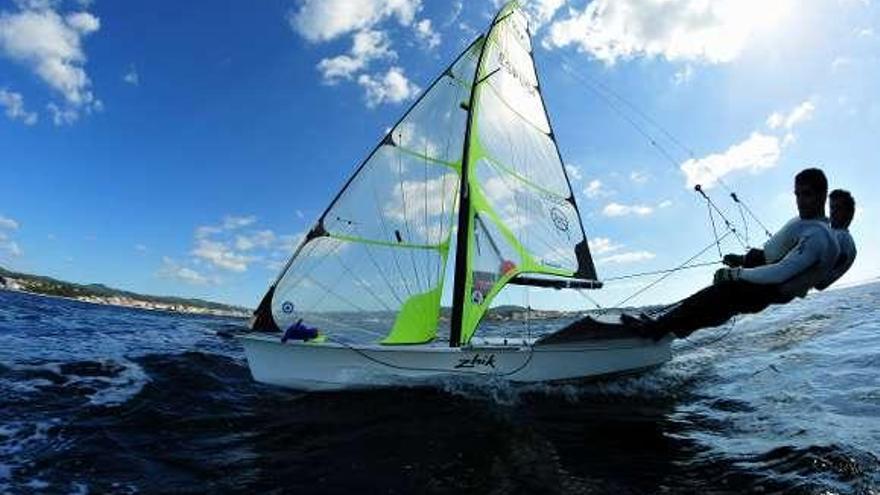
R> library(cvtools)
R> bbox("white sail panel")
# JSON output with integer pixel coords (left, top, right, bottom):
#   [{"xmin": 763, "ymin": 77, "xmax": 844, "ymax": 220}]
[
  {"xmin": 322, "ymin": 147, "xmax": 459, "ymax": 247},
  {"xmin": 265, "ymin": 39, "xmax": 483, "ymax": 344},
  {"xmin": 471, "ymin": 9, "xmax": 587, "ymax": 274},
  {"xmin": 480, "ymin": 12, "xmax": 547, "ymax": 134},
  {"xmin": 474, "ymin": 157, "xmax": 580, "ymax": 273},
  {"xmin": 477, "ymin": 86, "xmax": 568, "ymax": 196}
]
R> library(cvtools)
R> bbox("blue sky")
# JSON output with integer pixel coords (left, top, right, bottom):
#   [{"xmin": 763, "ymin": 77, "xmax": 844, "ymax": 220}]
[{"xmin": 1, "ymin": 0, "xmax": 878, "ymax": 309}]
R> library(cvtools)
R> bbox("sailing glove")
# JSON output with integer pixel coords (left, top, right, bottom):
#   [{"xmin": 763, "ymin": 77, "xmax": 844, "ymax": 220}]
[{"xmin": 713, "ymin": 267, "xmax": 742, "ymax": 284}]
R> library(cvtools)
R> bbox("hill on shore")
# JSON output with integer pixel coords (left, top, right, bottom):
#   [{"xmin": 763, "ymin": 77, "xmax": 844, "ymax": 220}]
[{"xmin": 0, "ymin": 266, "xmax": 250, "ymax": 317}]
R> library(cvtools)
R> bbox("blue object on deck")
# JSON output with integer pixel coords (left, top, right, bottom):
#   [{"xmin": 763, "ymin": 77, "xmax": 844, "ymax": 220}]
[{"xmin": 281, "ymin": 319, "xmax": 319, "ymax": 342}]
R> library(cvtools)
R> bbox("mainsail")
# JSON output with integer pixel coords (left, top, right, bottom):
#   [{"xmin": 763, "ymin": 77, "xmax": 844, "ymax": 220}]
[{"xmin": 253, "ymin": 1, "xmax": 599, "ymax": 346}]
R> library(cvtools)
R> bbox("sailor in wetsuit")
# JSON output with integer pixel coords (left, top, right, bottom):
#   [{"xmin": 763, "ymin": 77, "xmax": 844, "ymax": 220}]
[
  {"xmin": 816, "ymin": 189, "xmax": 857, "ymax": 290},
  {"xmin": 724, "ymin": 188, "xmax": 857, "ymax": 288},
  {"xmin": 637, "ymin": 168, "xmax": 840, "ymax": 340}
]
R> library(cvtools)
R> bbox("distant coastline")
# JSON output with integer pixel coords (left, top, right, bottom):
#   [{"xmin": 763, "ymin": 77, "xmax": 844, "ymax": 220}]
[{"xmin": 0, "ymin": 266, "xmax": 251, "ymax": 318}]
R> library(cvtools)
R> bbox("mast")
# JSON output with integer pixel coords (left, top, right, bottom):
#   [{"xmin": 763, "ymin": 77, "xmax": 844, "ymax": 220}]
[{"xmin": 449, "ymin": 4, "xmax": 510, "ymax": 348}]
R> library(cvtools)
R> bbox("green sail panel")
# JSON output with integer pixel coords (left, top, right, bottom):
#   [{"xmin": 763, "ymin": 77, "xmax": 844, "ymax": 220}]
[
  {"xmin": 268, "ymin": 39, "xmax": 482, "ymax": 344},
  {"xmin": 456, "ymin": 3, "xmax": 596, "ymax": 344}
]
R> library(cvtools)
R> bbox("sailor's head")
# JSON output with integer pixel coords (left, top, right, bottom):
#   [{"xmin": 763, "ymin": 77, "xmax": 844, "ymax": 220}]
[
  {"xmin": 829, "ymin": 189, "xmax": 855, "ymax": 229},
  {"xmin": 794, "ymin": 168, "xmax": 828, "ymax": 219}
]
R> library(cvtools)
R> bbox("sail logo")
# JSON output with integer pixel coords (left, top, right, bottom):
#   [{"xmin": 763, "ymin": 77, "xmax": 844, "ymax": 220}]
[
  {"xmin": 455, "ymin": 353, "xmax": 497, "ymax": 369},
  {"xmin": 550, "ymin": 207, "xmax": 570, "ymax": 233},
  {"xmin": 498, "ymin": 49, "xmax": 535, "ymax": 95},
  {"xmin": 281, "ymin": 301, "xmax": 294, "ymax": 314}
]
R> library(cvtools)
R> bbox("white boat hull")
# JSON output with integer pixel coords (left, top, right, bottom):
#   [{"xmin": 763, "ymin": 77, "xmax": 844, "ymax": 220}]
[{"xmin": 238, "ymin": 334, "xmax": 673, "ymax": 391}]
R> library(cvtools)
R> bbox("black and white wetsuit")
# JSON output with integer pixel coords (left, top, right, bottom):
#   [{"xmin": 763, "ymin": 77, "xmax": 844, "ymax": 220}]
[
  {"xmin": 816, "ymin": 228, "xmax": 857, "ymax": 290},
  {"xmin": 738, "ymin": 217, "xmax": 840, "ymax": 298}
]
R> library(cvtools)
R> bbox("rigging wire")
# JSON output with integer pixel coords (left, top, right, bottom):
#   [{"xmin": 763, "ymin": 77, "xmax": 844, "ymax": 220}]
[
  {"xmin": 694, "ymin": 185, "xmax": 748, "ymax": 249},
  {"xmin": 731, "ymin": 192, "xmax": 772, "ymax": 239},
  {"xmin": 735, "ymin": 198, "xmax": 751, "ymax": 247},
  {"xmin": 548, "ymin": 50, "xmax": 773, "ymax": 242},
  {"xmin": 602, "ymin": 260, "xmax": 722, "ymax": 282},
  {"xmin": 576, "ymin": 287, "xmax": 604, "ymax": 310},
  {"xmin": 706, "ymin": 195, "xmax": 724, "ymax": 259},
  {"xmin": 613, "ymin": 229, "xmax": 734, "ymax": 308}
]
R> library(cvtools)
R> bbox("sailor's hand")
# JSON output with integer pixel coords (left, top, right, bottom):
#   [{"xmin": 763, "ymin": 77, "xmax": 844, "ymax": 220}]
[
  {"xmin": 713, "ymin": 267, "xmax": 741, "ymax": 284},
  {"xmin": 722, "ymin": 254, "xmax": 744, "ymax": 267},
  {"xmin": 743, "ymin": 248, "xmax": 766, "ymax": 268}
]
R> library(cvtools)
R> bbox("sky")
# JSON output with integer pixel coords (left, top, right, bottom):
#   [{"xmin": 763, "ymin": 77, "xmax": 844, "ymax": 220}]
[{"xmin": 1, "ymin": 0, "xmax": 879, "ymax": 310}]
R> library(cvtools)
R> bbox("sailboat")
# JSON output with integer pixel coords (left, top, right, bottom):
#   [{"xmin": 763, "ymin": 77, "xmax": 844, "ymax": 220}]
[{"xmin": 238, "ymin": 2, "xmax": 672, "ymax": 391}]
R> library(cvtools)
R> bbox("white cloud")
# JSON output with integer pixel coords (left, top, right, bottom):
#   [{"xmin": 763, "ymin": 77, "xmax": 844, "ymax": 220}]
[
  {"xmin": 317, "ymin": 29, "xmax": 395, "ymax": 83},
  {"xmin": 629, "ymin": 170, "xmax": 648, "ymax": 184},
  {"xmin": 588, "ymin": 236, "xmax": 622, "ymax": 255},
  {"xmin": 857, "ymin": 27, "xmax": 875, "ymax": 38},
  {"xmin": 680, "ymin": 132, "xmax": 781, "ymax": 189},
  {"xmin": 584, "ymin": 179, "xmax": 609, "ymax": 198},
  {"xmin": 195, "ymin": 225, "xmax": 221, "ymax": 239},
  {"xmin": 192, "ymin": 238, "xmax": 252, "ymax": 272},
  {"xmin": 414, "ymin": 19, "xmax": 440, "ymax": 49},
  {"xmin": 446, "ymin": 1, "xmax": 463, "ymax": 28},
  {"xmin": 0, "ymin": 88, "xmax": 37, "ymax": 124},
  {"xmin": 290, "ymin": 1, "xmax": 428, "ymax": 104},
  {"xmin": 123, "ymin": 64, "xmax": 139, "ymax": 85},
  {"xmin": 658, "ymin": 199, "xmax": 673, "ymax": 208},
  {"xmin": 597, "ymin": 250, "xmax": 655, "ymax": 264},
  {"xmin": 545, "ymin": 0, "xmax": 792, "ymax": 65},
  {"xmin": 317, "ymin": 55, "xmax": 365, "ymax": 84},
  {"xmin": 289, "ymin": 0, "xmax": 421, "ymax": 42},
  {"xmin": 0, "ymin": 6, "xmax": 102, "ymax": 121},
  {"xmin": 0, "ymin": 220, "xmax": 22, "ymax": 257},
  {"xmin": 683, "ymin": 99, "xmax": 815, "ymax": 189},
  {"xmin": 159, "ymin": 257, "xmax": 216, "ymax": 286},
  {"xmin": 358, "ymin": 66, "xmax": 420, "ymax": 107},
  {"xmin": 765, "ymin": 112, "xmax": 783, "ymax": 130},
  {"xmin": 602, "ymin": 202, "xmax": 654, "ymax": 217},
  {"xmin": 565, "ymin": 164, "xmax": 583, "ymax": 181},
  {"xmin": 179, "ymin": 215, "xmax": 308, "ymax": 280},
  {"xmin": 235, "ymin": 230, "xmax": 276, "ymax": 251},
  {"xmin": 194, "ymin": 216, "xmax": 255, "ymax": 239},
  {"xmin": 673, "ymin": 65, "xmax": 694, "ymax": 85},
  {"xmin": 0, "ymin": 214, "xmax": 19, "ymax": 230},
  {"xmin": 766, "ymin": 100, "xmax": 815, "ymax": 130},
  {"xmin": 222, "ymin": 215, "xmax": 256, "ymax": 229},
  {"xmin": 46, "ymin": 101, "xmax": 78, "ymax": 125},
  {"xmin": 188, "ymin": 215, "xmax": 263, "ymax": 271},
  {"xmin": 0, "ymin": 238, "xmax": 23, "ymax": 257},
  {"xmin": 65, "ymin": 11, "xmax": 98, "ymax": 34},
  {"xmin": 524, "ymin": 0, "xmax": 565, "ymax": 28}
]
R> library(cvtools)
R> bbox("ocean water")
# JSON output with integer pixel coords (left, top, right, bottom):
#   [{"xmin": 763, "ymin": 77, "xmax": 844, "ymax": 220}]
[{"xmin": 1, "ymin": 283, "xmax": 878, "ymax": 494}]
